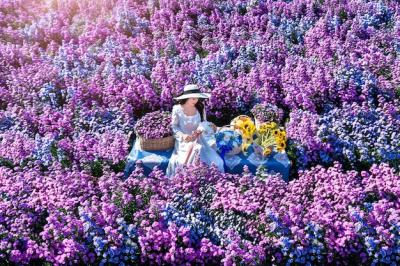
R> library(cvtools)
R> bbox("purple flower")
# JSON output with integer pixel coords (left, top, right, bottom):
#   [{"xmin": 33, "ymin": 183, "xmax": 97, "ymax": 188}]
[{"xmin": 134, "ymin": 111, "xmax": 172, "ymax": 139}]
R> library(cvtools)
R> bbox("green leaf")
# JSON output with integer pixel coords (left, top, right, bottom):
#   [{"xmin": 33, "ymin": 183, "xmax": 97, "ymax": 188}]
[
  {"xmin": 196, "ymin": 47, "xmax": 209, "ymax": 59},
  {"xmin": 91, "ymin": 160, "xmax": 103, "ymax": 177},
  {"xmin": 0, "ymin": 157, "xmax": 14, "ymax": 169},
  {"xmin": 396, "ymin": 87, "xmax": 400, "ymax": 99},
  {"xmin": 338, "ymin": 9, "xmax": 348, "ymax": 21},
  {"xmin": 377, "ymin": 66, "xmax": 392, "ymax": 79},
  {"xmin": 50, "ymin": 142, "xmax": 58, "ymax": 157},
  {"xmin": 111, "ymin": 160, "xmax": 126, "ymax": 173}
]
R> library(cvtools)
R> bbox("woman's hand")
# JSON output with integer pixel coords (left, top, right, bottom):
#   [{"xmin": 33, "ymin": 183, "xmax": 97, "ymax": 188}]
[
  {"xmin": 194, "ymin": 129, "xmax": 203, "ymax": 136},
  {"xmin": 184, "ymin": 134, "xmax": 194, "ymax": 142},
  {"xmin": 210, "ymin": 123, "xmax": 217, "ymax": 132},
  {"xmin": 184, "ymin": 130, "xmax": 203, "ymax": 142}
]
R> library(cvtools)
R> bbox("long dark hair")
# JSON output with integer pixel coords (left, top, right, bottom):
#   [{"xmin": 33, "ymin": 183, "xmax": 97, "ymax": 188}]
[{"xmin": 176, "ymin": 98, "xmax": 205, "ymax": 121}]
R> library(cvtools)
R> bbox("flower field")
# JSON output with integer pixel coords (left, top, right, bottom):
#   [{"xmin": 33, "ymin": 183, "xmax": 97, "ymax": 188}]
[{"xmin": 0, "ymin": 0, "xmax": 400, "ymax": 265}]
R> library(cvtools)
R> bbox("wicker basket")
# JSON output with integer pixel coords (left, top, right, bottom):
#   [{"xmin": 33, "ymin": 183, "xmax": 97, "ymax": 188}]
[{"xmin": 138, "ymin": 135, "xmax": 175, "ymax": 151}]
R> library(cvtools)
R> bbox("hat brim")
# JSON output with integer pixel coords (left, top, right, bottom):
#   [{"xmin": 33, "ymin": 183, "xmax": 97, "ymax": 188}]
[{"xmin": 174, "ymin": 92, "xmax": 211, "ymax": 100}]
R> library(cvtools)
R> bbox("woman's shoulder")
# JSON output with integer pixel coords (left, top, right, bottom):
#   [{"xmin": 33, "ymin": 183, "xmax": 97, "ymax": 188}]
[{"xmin": 172, "ymin": 104, "xmax": 182, "ymax": 113}]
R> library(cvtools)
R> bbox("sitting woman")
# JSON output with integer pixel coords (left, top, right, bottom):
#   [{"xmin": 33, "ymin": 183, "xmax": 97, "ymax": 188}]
[{"xmin": 166, "ymin": 84, "xmax": 225, "ymax": 177}]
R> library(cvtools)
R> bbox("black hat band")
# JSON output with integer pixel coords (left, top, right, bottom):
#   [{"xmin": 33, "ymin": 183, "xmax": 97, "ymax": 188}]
[{"xmin": 182, "ymin": 89, "xmax": 201, "ymax": 95}]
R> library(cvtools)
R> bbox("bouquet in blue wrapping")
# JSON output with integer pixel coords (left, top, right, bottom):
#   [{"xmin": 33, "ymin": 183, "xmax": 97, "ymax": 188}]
[{"xmin": 215, "ymin": 130, "xmax": 242, "ymax": 160}]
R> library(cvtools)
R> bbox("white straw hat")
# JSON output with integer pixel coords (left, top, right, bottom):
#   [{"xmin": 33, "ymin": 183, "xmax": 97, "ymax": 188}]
[{"xmin": 174, "ymin": 84, "xmax": 211, "ymax": 100}]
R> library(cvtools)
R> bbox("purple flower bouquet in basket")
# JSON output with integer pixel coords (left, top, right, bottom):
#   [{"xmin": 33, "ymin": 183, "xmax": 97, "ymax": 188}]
[
  {"xmin": 250, "ymin": 103, "xmax": 284, "ymax": 128},
  {"xmin": 134, "ymin": 111, "xmax": 174, "ymax": 151}
]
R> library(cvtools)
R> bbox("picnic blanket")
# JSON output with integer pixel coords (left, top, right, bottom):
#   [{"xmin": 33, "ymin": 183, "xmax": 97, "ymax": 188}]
[{"xmin": 124, "ymin": 139, "xmax": 291, "ymax": 181}]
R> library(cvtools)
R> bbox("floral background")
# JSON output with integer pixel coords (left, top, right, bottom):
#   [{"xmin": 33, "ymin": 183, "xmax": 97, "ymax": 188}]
[{"xmin": 0, "ymin": 0, "xmax": 399, "ymax": 265}]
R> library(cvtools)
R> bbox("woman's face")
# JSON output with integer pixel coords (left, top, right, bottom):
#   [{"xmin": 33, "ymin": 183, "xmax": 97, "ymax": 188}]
[{"xmin": 187, "ymin": 97, "xmax": 198, "ymax": 106}]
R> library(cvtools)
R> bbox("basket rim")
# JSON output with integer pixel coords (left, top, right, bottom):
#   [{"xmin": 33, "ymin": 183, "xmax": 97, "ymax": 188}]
[{"xmin": 137, "ymin": 134, "xmax": 174, "ymax": 141}]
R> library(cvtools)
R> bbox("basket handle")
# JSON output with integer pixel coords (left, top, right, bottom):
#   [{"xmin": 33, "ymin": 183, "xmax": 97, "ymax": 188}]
[{"xmin": 216, "ymin": 124, "xmax": 235, "ymax": 133}]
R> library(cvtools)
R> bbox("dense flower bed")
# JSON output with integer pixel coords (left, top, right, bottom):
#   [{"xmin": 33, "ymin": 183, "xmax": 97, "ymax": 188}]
[
  {"xmin": 0, "ymin": 0, "xmax": 399, "ymax": 264},
  {"xmin": 286, "ymin": 100, "xmax": 400, "ymax": 172},
  {"xmin": 1, "ymin": 161, "xmax": 399, "ymax": 265}
]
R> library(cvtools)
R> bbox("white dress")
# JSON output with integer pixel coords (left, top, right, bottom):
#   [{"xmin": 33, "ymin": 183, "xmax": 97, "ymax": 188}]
[{"xmin": 166, "ymin": 104, "xmax": 225, "ymax": 177}]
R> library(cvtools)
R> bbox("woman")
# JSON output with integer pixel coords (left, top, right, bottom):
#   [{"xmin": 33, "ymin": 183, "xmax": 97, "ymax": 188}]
[{"xmin": 166, "ymin": 84, "xmax": 225, "ymax": 177}]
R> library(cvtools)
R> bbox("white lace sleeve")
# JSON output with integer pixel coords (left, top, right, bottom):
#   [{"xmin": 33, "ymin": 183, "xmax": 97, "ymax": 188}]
[{"xmin": 171, "ymin": 105, "xmax": 187, "ymax": 142}]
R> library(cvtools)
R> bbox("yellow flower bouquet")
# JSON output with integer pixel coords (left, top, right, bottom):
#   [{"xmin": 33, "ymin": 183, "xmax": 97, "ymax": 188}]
[
  {"xmin": 253, "ymin": 122, "xmax": 287, "ymax": 159},
  {"xmin": 230, "ymin": 115, "xmax": 256, "ymax": 155}
]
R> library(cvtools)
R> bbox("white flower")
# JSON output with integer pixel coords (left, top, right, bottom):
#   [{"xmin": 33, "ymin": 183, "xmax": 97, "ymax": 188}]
[
  {"xmin": 223, "ymin": 134, "xmax": 231, "ymax": 142},
  {"xmin": 218, "ymin": 140, "xmax": 226, "ymax": 147}
]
